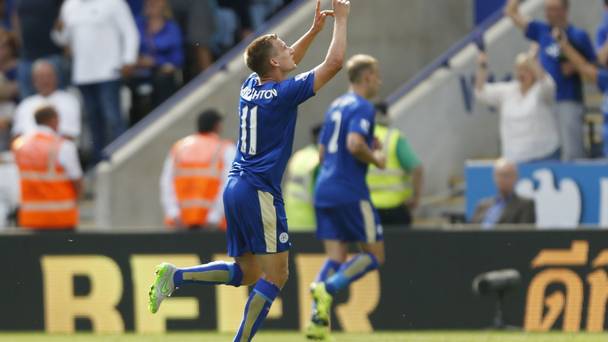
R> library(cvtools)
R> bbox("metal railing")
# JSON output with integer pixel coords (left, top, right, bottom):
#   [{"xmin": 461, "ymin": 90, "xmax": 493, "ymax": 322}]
[{"xmin": 385, "ymin": 9, "xmax": 505, "ymax": 105}]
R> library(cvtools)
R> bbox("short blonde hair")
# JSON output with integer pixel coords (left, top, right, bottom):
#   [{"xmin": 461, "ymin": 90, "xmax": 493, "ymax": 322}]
[
  {"xmin": 346, "ymin": 54, "xmax": 378, "ymax": 83},
  {"xmin": 244, "ymin": 34, "xmax": 278, "ymax": 76}
]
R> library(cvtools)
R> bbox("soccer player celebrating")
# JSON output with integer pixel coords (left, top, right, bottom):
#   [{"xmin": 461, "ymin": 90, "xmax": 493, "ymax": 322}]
[
  {"xmin": 148, "ymin": 0, "xmax": 350, "ymax": 341},
  {"xmin": 307, "ymin": 54, "xmax": 385, "ymax": 340}
]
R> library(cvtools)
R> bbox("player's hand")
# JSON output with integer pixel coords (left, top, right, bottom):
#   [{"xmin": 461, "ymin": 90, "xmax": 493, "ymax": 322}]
[
  {"xmin": 373, "ymin": 150, "xmax": 386, "ymax": 169},
  {"xmin": 332, "ymin": 0, "xmax": 350, "ymax": 19},
  {"xmin": 311, "ymin": 0, "xmax": 334, "ymax": 34}
]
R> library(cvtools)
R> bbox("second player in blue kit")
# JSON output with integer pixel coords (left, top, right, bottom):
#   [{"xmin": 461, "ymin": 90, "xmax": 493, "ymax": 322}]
[
  {"xmin": 555, "ymin": 27, "xmax": 608, "ymax": 157},
  {"xmin": 307, "ymin": 54, "xmax": 387, "ymax": 340},
  {"xmin": 315, "ymin": 84, "xmax": 382, "ymax": 243}
]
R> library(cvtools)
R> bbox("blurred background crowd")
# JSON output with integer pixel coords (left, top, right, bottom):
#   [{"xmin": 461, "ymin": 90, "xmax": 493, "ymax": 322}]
[{"xmin": 0, "ymin": 0, "xmax": 294, "ymax": 167}]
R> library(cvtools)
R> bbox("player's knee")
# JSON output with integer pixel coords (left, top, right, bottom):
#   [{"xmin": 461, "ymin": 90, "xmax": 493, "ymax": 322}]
[
  {"xmin": 329, "ymin": 255, "xmax": 347, "ymax": 264},
  {"xmin": 374, "ymin": 254, "xmax": 385, "ymax": 266},
  {"xmin": 266, "ymin": 267, "xmax": 289, "ymax": 288},
  {"xmin": 238, "ymin": 262, "xmax": 263, "ymax": 286},
  {"xmin": 241, "ymin": 270, "xmax": 263, "ymax": 286}
]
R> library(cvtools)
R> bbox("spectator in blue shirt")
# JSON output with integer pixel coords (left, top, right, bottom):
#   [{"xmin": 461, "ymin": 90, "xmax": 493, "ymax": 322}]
[
  {"xmin": 128, "ymin": 0, "xmax": 184, "ymax": 124},
  {"xmin": 506, "ymin": 0, "xmax": 596, "ymax": 161},
  {"xmin": 556, "ymin": 28, "xmax": 608, "ymax": 157}
]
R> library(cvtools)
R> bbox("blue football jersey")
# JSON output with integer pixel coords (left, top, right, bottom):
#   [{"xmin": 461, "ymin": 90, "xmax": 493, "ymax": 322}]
[
  {"xmin": 230, "ymin": 71, "xmax": 316, "ymax": 200},
  {"xmin": 314, "ymin": 92, "xmax": 375, "ymax": 207}
]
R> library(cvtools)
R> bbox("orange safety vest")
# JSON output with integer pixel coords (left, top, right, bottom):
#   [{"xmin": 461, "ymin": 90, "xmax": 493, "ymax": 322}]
[
  {"xmin": 12, "ymin": 131, "xmax": 78, "ymax": 229},
  {"xmin": 170, "ymin": 133, "xmax": 230, "ymax": 229}
]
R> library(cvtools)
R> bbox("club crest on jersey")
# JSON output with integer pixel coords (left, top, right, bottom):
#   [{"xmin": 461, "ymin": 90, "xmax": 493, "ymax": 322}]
[
  {"xmin": 279, "ymin": 232, "xmax": 289, "ymax": 244},
  {"xmin": 241, "ymin": 87, "xmax": 278, "ymax": 101},
  {"xmin": 360, "ymin": 119, "xmax": 370, "ymax": 133}
]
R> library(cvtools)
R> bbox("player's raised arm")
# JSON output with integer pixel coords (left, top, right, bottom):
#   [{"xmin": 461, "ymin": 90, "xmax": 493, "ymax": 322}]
[
  {"xmin": 313, "ymin": 0, "xmax": 350, "ymax": 93},
  {"xmin": 505, "ymin": 0, "xmax": 529, "ymax": 31},
  {"xmin": 554, "ymin": 28, "xmax": 599, "ymax": 82},
  {"xmin": 291, "ymin": 0, "xmax": 334, "ymax": 65}
]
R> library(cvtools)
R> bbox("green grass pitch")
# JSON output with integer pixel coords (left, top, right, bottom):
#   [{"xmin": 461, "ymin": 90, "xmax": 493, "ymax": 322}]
[{"xmin": 1, "ymin": 332, "xmax": 607, "ymax": 342}]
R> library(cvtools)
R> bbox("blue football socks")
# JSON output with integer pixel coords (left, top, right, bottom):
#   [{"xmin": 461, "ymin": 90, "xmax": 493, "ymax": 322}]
[
  {"xmin": 324, "ymin": 253, "xmax": 379, "ymax": 295},
  {"xmin": 315, "ymin": 259, "xmax": 342, "ymax": 282},
  {"xmin": 234, "ymin": 278, "xmax": 280, "ymax": 342},
  {"xmin": 173, "ymin": 261, "xmax": 243, "ymax": 287}
]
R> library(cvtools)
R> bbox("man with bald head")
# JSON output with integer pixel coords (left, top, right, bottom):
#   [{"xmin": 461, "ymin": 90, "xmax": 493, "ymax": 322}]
[
  {"xmin": 12, "ymin": 60, "xmax": 81, "ymax": 141},
  {"xmin": 506, "ymin": 0, "xmax": 596, "ymax": 161},
  {"xmin": 471, "ymin": 159, "xmax": 535, "ymax": 228}
]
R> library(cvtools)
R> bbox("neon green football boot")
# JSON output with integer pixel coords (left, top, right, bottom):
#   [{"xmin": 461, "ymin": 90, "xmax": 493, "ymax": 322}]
[
  {"xmin": 310, "ymin": 282, "xmax": 333, "ymax": 325},
  {"xmin": 148, "ymin": 262, "xmax": 177, "ymax": 314},
  {"xmin": 305, "ymin": 315, "xmax": 330, "ymax": 340}
]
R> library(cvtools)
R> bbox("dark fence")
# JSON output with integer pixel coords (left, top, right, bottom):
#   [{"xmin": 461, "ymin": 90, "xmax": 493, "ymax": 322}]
[{"xmin": 1, "ymin": 230, "xmax": 607, "ymax": 333}]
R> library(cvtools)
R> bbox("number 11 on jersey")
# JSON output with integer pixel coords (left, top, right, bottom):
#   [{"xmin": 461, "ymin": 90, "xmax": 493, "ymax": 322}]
[{"xmin": 240, "ymin": 105, "xmax": 258, "ymax": 155}]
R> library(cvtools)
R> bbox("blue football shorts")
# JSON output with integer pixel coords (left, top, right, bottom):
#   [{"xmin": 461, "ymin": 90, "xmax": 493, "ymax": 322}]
[
  {"xmin": 315, "ymin": 200, "xmax": 384, "ymax": 243},
  {"xmin": 224, "ymin": 176, "xmax": 291, "ymax": 257}
]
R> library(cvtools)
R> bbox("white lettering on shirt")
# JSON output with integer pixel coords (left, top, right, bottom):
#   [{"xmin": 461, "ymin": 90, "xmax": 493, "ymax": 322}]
[{"xmin": 240, "ymin": 87, "xmax": 278, "ymax": 101}]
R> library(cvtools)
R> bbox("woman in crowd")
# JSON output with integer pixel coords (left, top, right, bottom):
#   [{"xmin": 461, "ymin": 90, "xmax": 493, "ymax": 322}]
[{"xmin": 475, "ymin": 47, "xmax": 560, "ymax": 163}]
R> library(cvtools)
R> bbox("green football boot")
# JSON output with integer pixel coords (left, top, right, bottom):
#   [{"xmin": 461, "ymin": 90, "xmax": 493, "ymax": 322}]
[{"xmin": 148, "ymin": 262, "xmax": 177, "ymax": 314}]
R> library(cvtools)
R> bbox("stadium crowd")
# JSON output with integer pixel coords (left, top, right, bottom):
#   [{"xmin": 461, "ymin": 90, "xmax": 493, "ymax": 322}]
[
  {"xmin": 0, "ymin": 0, "xmax": 293, "ymax": 163},
  {"xmin": 469, "ymin": 0, "xmax": 607, "ymax": 228},
  {"xmin": 0, "ymin": 0, "xmax": 293, "ymax": 229}
]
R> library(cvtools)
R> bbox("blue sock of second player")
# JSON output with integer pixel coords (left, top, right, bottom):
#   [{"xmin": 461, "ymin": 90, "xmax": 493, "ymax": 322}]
[
  {"xmin": 316, "ymin": 259, "xmax": 342, "ymax": 282},
  {"xmin": 324, "ymin": 253, "xmax": 379, "ymax": 295},
  {"xmin": 173, "ymin": 261, "xmax": 243, "ymax": 287},
  {"xmin": 312, "ymin": 259, "xmax": 342, "ymax": 314}
]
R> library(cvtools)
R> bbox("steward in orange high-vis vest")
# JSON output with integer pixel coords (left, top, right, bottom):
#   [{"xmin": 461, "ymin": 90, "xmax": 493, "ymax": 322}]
[
  {"xmin": 160, "ymin": 110, "xmax": 236, "ymax": 230},
  {"xmin": 12, "ymin": 106, "xmax": 83, "ymax": 230}
]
